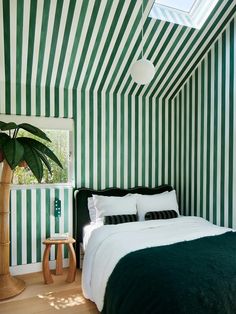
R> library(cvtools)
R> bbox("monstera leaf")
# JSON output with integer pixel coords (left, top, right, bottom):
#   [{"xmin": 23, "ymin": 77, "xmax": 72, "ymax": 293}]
[{"xmin": 0, "ymin": 121, "xmax": 63, "ymax": 182}]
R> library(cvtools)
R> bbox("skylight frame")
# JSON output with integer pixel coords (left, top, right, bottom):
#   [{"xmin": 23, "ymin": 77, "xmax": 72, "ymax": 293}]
[{"xmin": 149, "ymin": 0, "xmax": 220, "ymax": 29}]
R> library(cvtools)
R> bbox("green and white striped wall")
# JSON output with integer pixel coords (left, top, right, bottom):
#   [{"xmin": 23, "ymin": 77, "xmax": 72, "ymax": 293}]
[
  {"xmin": 0, "ymin": 0, "xmax": 236, "ymax": 270},
  {"xmin": 170, "ymin": 13, "xmax": 236, "ymax": 229},
  {"xmin": 10, "ymin": 187, "xmax": 73, "ymax": 268}
]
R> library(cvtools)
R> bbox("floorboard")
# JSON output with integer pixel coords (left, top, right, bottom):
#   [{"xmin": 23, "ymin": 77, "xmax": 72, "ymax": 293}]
[{"xmin": 0, "ymin": 269, "xmax": 99, "ymax": 314}]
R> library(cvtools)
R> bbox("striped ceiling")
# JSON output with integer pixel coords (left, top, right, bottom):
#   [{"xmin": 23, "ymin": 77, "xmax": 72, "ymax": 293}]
[{"xmin": 0, "ymin": 0, "xmax": 235, "ymax": 101}]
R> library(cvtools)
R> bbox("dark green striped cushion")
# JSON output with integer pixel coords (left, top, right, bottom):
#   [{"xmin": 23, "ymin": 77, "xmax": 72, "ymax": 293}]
[
  {"xmin": 145, "ymin": 210, "xmax": 178, "ymax": 220},
  {"xmin": 104, "ymin": 214, "xmax": 137, "ymax": 225}
]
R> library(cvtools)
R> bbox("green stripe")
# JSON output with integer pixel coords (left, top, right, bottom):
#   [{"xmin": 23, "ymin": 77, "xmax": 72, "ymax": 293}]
[
  {"xmin": 36, "ymin": 189, "xmax": 41, "ymax": 262},
  {"xmin": 26, "ymin": 0, "xmax": 37, "ymax": 115}
]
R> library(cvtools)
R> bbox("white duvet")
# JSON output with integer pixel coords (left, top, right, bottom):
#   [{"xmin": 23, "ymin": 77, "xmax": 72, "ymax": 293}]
[{"xmin": 82, "ymin": 216, "xmax": 231, "ymax": 311}]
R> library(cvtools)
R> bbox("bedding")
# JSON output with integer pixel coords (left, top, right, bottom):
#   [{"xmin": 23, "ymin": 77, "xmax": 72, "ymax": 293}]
[
  {"xmin": 92, "ymin": 194, "xmax": 137, "ymax": 220},
  {"xmin": 104, "ymin": 214, "xmax": 137, "ymax": 225},
  {"xmin": 82, "ymin": 216, "xmax": 231, "ymax": 312},
  {"xmin": 103, "ymin": 231, "xmax": 236, "ymax": 314},
  {"xmin": 145, "ymin": 209, "xmax": 178, "ymax": 220},
  {"xmin": 136, "ymin": 190, "xmax": 179, "ymax": 220}
]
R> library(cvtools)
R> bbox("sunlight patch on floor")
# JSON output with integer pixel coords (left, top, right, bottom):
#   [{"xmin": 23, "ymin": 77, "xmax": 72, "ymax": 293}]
[{"xmin": 37, "ymin": 291, "xmax": 86, "ymax": 310}]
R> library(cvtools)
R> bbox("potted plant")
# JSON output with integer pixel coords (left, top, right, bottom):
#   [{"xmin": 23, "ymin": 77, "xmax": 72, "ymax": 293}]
[{"xmin": 0, "ymin": 121, "xmax": 62, "ymax": 300}]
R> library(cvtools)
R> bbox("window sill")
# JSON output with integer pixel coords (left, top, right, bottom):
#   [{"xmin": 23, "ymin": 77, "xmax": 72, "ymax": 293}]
[{"xmin": 10, "ymin": 183, "xmax": 74, "ymax": 190}]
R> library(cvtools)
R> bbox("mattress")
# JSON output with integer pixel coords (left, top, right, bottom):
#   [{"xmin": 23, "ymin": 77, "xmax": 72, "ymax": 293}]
[{"xmin": 81, "ymin": 216, "xmax": 231, "ymax": 311}]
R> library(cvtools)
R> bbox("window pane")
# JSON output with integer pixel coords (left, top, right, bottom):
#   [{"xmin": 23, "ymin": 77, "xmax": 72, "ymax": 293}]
[
  {"xmin": 13, "ymin": 129, "xmax": 69, "ymax": 185},
  {"xmin": 155, "ymin": 0, "xmax": 196, "ymax": 12}
]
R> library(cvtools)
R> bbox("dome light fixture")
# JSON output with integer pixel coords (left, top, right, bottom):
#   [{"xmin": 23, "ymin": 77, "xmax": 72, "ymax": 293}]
[{"xmin": 130, "ymin": 0, "xmax": 155, "ymax": 85}]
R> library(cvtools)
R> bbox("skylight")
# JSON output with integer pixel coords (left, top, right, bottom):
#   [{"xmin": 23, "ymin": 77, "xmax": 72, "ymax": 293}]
[
  {"xmin": 155, "ymin": 0, "xmax": 196, "ymax": 13},
  {"xmin": 149, "ymin": 0, "xmax": 220, "ymax": 29}
]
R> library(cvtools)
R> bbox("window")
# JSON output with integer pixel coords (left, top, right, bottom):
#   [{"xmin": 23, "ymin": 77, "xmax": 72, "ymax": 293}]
[
  {"xmin": 0, "ymin": 115, "xmax": 74, "ymax": 187},
  {"xmin": 155, "ymin": 0, "xmax": 196, "ymax": 13},
  {"xmin": 150, "ymin": 0, "xmax": 220, "ymax": 29}
]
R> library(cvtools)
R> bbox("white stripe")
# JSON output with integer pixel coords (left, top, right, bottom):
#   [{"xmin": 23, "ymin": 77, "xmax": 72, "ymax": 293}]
[
  {"xmin": 124, "ymin": 93, "xmax": 128, "ymax": 188},
  {"xmin": 185, "ymin": 81, "xmax": 190, "ymax": 215},
  {"xmin": 171, "ymin": 99, "xmax": 174, "ymax": 187},
  {"xmin": 145, "ymin": 98, "xmax": 149, "ymax": 186},
  {"xmin": 180, "ymin": 90, "xmax": 184, "ymax": 211},
  {"xmin": 109, "ymin": 92, "xmax": 114, "ymax": 187},
  {"xmin": 76, "ymin": 90, "xmax": 82, "ymax": 186},
  {"xmin": 20, "ymin": 0, "xmax": 31, "ymax": 114},
  {"xmin": 50, "ymin": 189, "xmax": 55, "ymax": 260},
  {"xmin": 233, "ymin": 17, "xmax": 236, "ymax": 229},
  {"xmin": 59, "ymin": 189, "xmax": 64, "ymax": 234},
  {"xmin": 217, "ymin": 37, "xmax": 222, "ymax": 226},
  {"xmin": 152, "ymin": 99, "xmax": 156, "ymax": 187},
  {"xmin": 209, "ymin": 47, "xmax": 215, "ymax": 223},
  {"xmin": 93, "ymin": 90, "xmax": 98, "ymax": 189},
  {"xmin": 68, "ymin": 189, "xmax": 73, "ymax": 236},
  {"xmin": 224, "ymin": 26, "xmax": 230, "ymax": 227},
  {"xmin": 191, "ymin": 74, "xmax": 195, "ymax": 215},
  {"xmin": 164, "ymin": 99, "xmax": 168, "ymax": 182},
  {"xmin": 197, "ymin": 64, "xmax": 201, "ymax": 217},
  {"xmin": 158, "ymin": 99, "xmax": 162, "ymax": 185},
  {"xmin": 31, "ymin": 0, "xmax": 44, "ymax": 116},
  {"xmin": 131, "ymin": 94, "xmax": 136, "ymax": 187},
  {"xmin": 202, "ymin": 59, "xmax": 208, "ymax": 220},
  {"xmin": 21, "ymin": 190, "xmax": 27, "ymax": 264},
  {"xmin": 31, "ymin": 189, "xmax": 36, "ymax": 263},
  {"xmin": 85, "ymin": 90, "xmax": 90, "ymax": 186},
  {"xmin": 101, "ymin": 91, "xmax": 106, "ymax": 188},
  {"xmin": 9, "ymin": 0, "xmax": 17, "ymax": 115},
  {"xmin": 138, "ymin": 96, "xmax": 142, "ymax": 186},
  {"xmin": 116, "ymin": 94, "xmax": 121, "ymax": 187}
]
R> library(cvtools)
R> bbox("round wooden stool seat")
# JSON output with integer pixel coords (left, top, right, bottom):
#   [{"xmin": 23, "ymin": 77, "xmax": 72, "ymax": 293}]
[{"xmin": 42, "ymin": 237, "xmax": 76, "ymax": 284}]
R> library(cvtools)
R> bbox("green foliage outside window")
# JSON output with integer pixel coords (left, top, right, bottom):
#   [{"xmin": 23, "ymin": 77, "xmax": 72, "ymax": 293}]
[{"xmin": 13, "ymin": 129, "xmax": 69, "ymax": 185}]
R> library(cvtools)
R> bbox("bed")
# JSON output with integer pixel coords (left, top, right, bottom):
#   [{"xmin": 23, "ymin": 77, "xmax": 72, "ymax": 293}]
[{"xmin": 73, "ymin": 186, "xmax": 236, "ymax": 314}]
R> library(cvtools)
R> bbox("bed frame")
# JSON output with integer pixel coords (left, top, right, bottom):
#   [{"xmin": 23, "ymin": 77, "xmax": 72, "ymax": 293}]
[{"xmin": 73, "ymin": 185, "xmax": 173, "ymax": 267}]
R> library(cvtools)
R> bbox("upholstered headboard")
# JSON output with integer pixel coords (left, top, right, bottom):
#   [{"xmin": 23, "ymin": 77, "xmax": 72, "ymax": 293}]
[{"xmin": 73, "ymin": 185, "xmax": 173, "ymax": 267}]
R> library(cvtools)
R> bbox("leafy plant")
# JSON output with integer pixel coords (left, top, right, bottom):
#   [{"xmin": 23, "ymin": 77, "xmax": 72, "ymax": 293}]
[{"xmin": 0, "ymin": 121, "xmax": 63, "ymax": 182}]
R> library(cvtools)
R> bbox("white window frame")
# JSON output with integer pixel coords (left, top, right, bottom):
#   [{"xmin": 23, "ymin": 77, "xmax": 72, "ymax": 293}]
[{"xmin": 0, "ymin": 114, "xmax": 74, "ymax": 189}]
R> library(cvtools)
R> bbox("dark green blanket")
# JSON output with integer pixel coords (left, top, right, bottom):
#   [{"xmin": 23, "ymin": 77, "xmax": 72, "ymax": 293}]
[{"xmin": 102, "ymin": 232, "xmax": 236, "ymax": 314}]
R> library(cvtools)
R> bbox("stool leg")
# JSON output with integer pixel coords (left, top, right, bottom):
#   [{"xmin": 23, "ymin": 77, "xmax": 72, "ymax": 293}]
[
  {"xmin": 56, "ymin": 244, "xmax": 63, "ymax": 275},
  {"xmin": 66, "ymin": 243, "xmax": 76, "ymax": 283},
  {"xmin": 43, "ymin": 244, "xmax": 53, "ymax": 284}
]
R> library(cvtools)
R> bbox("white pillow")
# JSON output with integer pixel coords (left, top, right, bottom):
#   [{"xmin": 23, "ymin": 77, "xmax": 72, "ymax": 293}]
[
  {"xmin": 136, "ymin": 190, "xmax": 179, "ymax": 221},
  {"xmin": 87, "ymin": 197, "xmax": 97, "ymax": 222},
  {"xmin": 93, "ymin": 194, "xmax": 137, "ymax": 220}
]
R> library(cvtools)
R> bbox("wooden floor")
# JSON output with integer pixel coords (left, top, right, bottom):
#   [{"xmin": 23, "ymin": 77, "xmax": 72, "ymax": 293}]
[{"xmin": 0, "ymin": 269, "xmax": 99, "ymax": 314}]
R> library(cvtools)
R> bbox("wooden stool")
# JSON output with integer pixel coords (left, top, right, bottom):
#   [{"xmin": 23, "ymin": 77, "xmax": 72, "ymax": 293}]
[{"xmin": 42, "ymin": 237, "xmax": 76, "ymax": 284}]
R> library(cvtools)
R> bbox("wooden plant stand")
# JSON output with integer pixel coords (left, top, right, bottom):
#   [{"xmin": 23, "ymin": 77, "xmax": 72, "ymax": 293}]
[
  {"xmin": 0, "ymin": 160, "xmax": 25, "ymax": 300},
  {"xmin": 42, "ymin": 237, "xmax": 76, "ymax": 284}
]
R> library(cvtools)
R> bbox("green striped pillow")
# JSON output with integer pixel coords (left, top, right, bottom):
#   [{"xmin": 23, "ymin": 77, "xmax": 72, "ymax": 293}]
[
  {"xmin": 104, "ymin": 214, "xmax": 137, "ymax": 225},
  {"xmin": 145, "ymin": 210, "xmax": 178, "ymax": 220}
]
